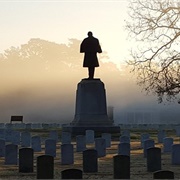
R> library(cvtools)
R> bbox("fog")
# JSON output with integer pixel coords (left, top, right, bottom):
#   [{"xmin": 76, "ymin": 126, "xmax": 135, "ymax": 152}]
[{"xmin": 0, "ymin": 38, "xmax": 179, "ymax": 124}]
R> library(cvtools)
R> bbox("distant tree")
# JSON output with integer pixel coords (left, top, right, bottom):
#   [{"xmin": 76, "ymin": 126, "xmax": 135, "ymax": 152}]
[
  {"xmin": 126, "ymin": 0, "xmax": 180, "ymax": 103},
  {"xmin": 0, "ymin": 38, "xmax": 118, "ymax": 80}
]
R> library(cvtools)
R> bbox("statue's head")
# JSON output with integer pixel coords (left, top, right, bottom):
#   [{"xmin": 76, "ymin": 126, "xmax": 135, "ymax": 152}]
[{"xmin": 87, "ymin": 31, "xmax": 93, "ymax": 37}]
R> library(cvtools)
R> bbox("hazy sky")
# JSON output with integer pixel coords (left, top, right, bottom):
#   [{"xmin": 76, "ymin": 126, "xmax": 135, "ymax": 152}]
[{"xmin": 0, "ymin": 0, "xmax": 130, "ymax": 65}]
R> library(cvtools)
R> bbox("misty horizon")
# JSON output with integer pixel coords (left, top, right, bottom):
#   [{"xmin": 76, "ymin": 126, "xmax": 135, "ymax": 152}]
[{"xmin": 0, "ymin": 38, "xmax": 179, "ymax": 124}]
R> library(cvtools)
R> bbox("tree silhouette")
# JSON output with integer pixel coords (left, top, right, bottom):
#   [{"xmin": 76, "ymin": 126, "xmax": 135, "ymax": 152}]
[
  {"xmin": 0, "ymin": 38, "xmax": 120, "ymax": 81},
  {"xmin": 126, "ymin": 0, "xmax": 180, "ymax": 103}
]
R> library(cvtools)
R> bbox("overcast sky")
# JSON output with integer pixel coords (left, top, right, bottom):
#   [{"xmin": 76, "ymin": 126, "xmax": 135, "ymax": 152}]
[{"xmin": 0, "ymin": 0, "xmax": 130, "ymax": 65}]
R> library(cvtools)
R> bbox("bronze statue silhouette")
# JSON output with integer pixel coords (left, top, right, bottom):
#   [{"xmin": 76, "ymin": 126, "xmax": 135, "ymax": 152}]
[{"xmin": 80, "ymin": 31, "xmax": 102, "ymax": 79}]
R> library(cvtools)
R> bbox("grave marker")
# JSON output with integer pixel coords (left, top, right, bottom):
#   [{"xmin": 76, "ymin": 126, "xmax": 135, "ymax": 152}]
[
  {"xmin": 163, "ymin": 137, "xmax": 173, "ymax": 153},
  {"xmin": 158, "ymin": 130, "xmax": 166, "ymax": 143},
  {"xmin": 19, "ymin": 148, "xmax": 34, "ymax": 173},
  {"xmin": 85, "ymin": 130, "xmax": 94, "ymax": 144},
  {"xmin": 172, "ymin": 144, "xmax": 180, "ymax": 165},
  {"xmin": 113, "ymin": 155, "xmax": 130, "ymax": 179},
  {"xmin": 11, "ymin": 131, "xmax": 20, "ymax": 145},
  {"xmin": 49, "ymin": 130, "xmax": 58, "ymax": 143},
  {"xmin": 21, "ymin": 131, "xmax": 31, "ymax": 147},
  {"xmin": 61, "ymin": 132, "xmax": 71, "ymax": 144},
  {"xmin": 83, "ymin": 149, "xmax": 98, "ymax": 173},
  {"xmin": 118, "ymin": 143, "xmax": 130, "ymax": 156},
  {"xmin": 61, "ymin": 169, "xmax": 83, "ymax": 179},
  {"xmin": 153, "ymin": 170, "xmax": 174, "ymax": 179},
  {"xmin": 31, "ymin": 136, "xmax": 41, "ymax": 152},
  {"xmin": 141, "ymin": 133, "xmax": 150, "ymax": 148},
  {"xmin": 143, "ymin": 139, "xmax": 155, "ymax": 158},
  {"xmin": 76, "ymin": 135, "xmax": 86, "ymax": 152},
  {"xmin": 45, "ymin": 139, "xmax": 56, "ymax": 157},
  {"xmin": 36, "ymin": 155, "xmax": 54, "ymax": 179},
  {"xmin": 120, "ymin": 135, "xmax": 130, "ymax": 144},
  {"xmin": 5, "ymin": 144, "xmax": 18, "ymax": 165},
  {"xmin": 61, "ymin": 144, "xmax": 74, "ymax": 165},
  {"xmin": 95, "ymin": 138, "xmax": 106, "ymax": 158},
  {"xmin": 102, "ymin": 133, "xmax": 111, "ymax": 147},
  {"xmin": 0, "ymin": 139, "xmax": 5, "ymax": 157},
  {"xmin": 147, "ymin": 147, "xmax": 161, "ymax": 172}
]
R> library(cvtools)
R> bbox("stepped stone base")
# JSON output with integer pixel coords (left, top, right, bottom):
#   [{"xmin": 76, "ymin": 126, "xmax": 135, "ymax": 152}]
[{"xmin": 63, "ymin": 78, "xmax": 120, "ymax": 135}]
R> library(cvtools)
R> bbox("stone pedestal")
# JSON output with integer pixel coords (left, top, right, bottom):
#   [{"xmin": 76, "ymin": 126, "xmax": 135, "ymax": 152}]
[
  {"xmin": 72, "ymin": 78, "xmax": 112, "ymax": 126},
  {"xmin": 63, "ymin": 79, "xmax": 120, "ymax": 135}
]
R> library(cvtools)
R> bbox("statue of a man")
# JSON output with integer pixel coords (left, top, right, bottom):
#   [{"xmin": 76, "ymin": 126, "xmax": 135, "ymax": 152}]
[{"xmin": 80, "ymin": 31, "xmax": 102, "ymax": 79}]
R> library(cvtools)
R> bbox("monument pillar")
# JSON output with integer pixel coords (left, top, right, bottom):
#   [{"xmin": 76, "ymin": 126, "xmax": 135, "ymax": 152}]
[{"xmin": 72, "ymin": 79, "xmax": 113, "ymax": 126}]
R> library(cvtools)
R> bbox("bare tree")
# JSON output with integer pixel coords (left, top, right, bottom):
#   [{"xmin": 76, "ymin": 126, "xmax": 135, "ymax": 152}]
[{"xmin": 126, "ymin": 0, "xmax": 180, "ymax": 103}]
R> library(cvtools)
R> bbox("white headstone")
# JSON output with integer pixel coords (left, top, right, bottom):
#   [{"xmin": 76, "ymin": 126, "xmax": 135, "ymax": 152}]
[
  {"xmin": 76, "ymin": 135, "xmax": 86, "ymax": 152},
  {"xmin": 5, "ymin": 144, "xmax": 18, "ymax": 165},
  {"xmin": 31, "ymin": 136, "xmax": 41, "ymax": 152},
  {"xmin": 86, "ymin": 130, "xmax": 94, "ymax": 144},
  {"xmin": 61, "ymin": 144, "xmax": 74, "ymax": 165},
  {"xmin": 21, "ymin": 131, "xmax": 31, "ymax": 147},
  {"xmin": 95, "ymin": 138, "xmax": 106, "ymax": 158},
  {"xmin": 101, "ymin": 133, "xmax": 111, "ymax": 148},
  {"xmin": 61, "ymin": 132, "xmax": 71, "ymax": 144},
  {"xmin": 45, "ymin": 139, "xmax": 56, "ymax": 157}
]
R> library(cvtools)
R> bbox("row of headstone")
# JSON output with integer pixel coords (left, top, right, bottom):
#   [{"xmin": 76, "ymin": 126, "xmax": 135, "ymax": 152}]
[
  {"xmin": 0, "ymin": 123, "xmax": 63, "ymax": 130},
  {"xmin": 2, "ymin": 145, "xmax": 176, "ymax": 179}
]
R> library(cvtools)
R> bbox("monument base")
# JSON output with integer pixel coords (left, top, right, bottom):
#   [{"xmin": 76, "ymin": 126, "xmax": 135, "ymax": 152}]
[
  {"xmin": 62, "ymin": 125, "xmax": 120, "ymax": 136},
  {"xmin": 64, "ymin": 78, "xmax": 120, "ymax": 135}
]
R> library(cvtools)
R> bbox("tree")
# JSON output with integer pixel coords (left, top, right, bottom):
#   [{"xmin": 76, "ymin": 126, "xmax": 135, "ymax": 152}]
[{"xmin": 126, "ymin": 0, "xmax": 180, "ymax": 103}]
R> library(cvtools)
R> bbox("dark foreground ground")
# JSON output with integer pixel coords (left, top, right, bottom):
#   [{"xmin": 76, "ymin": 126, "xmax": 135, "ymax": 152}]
[{"xmin": 0, "ymin": 129, "xmax": 179, "ymax": 179}]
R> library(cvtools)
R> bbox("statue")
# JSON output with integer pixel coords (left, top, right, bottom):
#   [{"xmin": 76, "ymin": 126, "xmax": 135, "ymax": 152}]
[{"xmin": 80, "ymin": 31, "xmax": 102, "ymax": 79}]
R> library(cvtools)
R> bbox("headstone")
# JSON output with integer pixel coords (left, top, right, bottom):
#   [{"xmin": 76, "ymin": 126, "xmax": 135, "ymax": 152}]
[
  {"xmin": 113, "ymin": 155, "xmax": 130, "ymax": 179},
  {"xmin": 158, "ymin": 130, "xmax": 166, "ymax": 143},
  {"xmin": 143, "ymin": 139, "xmax": 155, "ymax": 158},
  {"xmin": 172, "ymin": 144, "xmax": 180, "ymax": 165},
  {"xmin": 0, "ymin": 129, "xmax": 5, "ymax": 139},
  {"xmin": 141, "ymin": 133, "xmax": 150, "ymax": 148},
  {"xmin": 14, "ymin": 123, "xmax": 26, "ymax": 129},
  {"xmin": 5, "ymin": 123, "xmax": 13, "ymax": 129},
  {"xmin": 61, "ymin": 144, "xmax": 74, "ymax": 165},
  {"xmin": 85, "ymin": 130, "xmax": 94, "ymax": 144},
  {"xmin": 153, "ymin": 170, "xmax": 174, "ymax": 179},
  {"xmin": 31, "ymin": 123, "xmax": 42, "ymax": 129},
  {"xmin": 0, "ymin": 123, "xmax": 5, "ymax": 129},
  {"xmin": 21, "ymin": 131, "xmax": 31, "ymax": 147},
  {"xmin": 61, "ymin": 169, "xmax": 83, "ymax": 179},
  {"xmin": 11, "ymin": 131, "xmax": 20, "ymax": 145},
  {"xmin": 0, "ymin": 139, "xmax": 5, "ymax": 157},
  {"xmin": 25, "ymin": 123, "xmax": 32, "ymax": 130},
  {"xmin": 163, "ymin": 137, "xmax": 173, "ymax": 153},
  {"xmin": 101, "ymin": 133, "xmax": 111, "ymax": 147},
  {"xmin": 95, "ymin": 138, "xmax": 106, "ymax": 158},
  {"xmin": 175, "ymin": 126, "xmax": 180, "ymax": 136},
  {"xmin": 118, "ymin": 143, "xmax": 130, "ymax": 156},
  {"xmin": 120, "ymin": 135, "xmax": 130, "ymax": 144},
  {"xmin": 5, "ymin": 144, "xmax": 18, "ymax": 165},
  {"xmin": 19, "ymin": 148, "xmax": 34, "ymax": 173},
  {"xmin": 122, "ymin": 130, "xmax": 130, "ymax": 137},
  {"xmin": 83, "ymin": 149, "xmax": 98, "ymax": 173},
  {"xmin": 31, "ymin": 136, "xmax": 41, "ymax": 152},
  {"xmin": 147, "ymin": 147, "xmax": 161, "ymax": 172},
  {"xmin": 61, "ymin": 132, "xmax": 71, "ymax": 144},
  {"xmin": 49, "ymin": 130, "xmax": 58, "ymax": 143},
  {"xmin": 76, "ymin": 135, "xmax": 86, "ymax": 152},
  {"xmin": 45, "ymin": 139, "xmax": 56, "ymax": 157},
  {"xmin": 36, "ymin": 155, "xmax": 54, "ymax": 179},
  {"xmin": 5, "ymin": 129, "xmax": 13, "ymax": 142}
]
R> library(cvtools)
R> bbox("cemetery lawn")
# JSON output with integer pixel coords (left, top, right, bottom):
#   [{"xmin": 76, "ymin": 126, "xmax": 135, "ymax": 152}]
[{"xmin": 0, "ymin": 128, "xmax": 180, "ymax": 179}]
